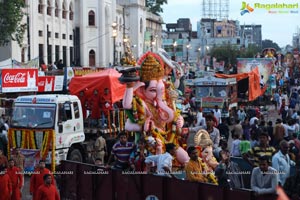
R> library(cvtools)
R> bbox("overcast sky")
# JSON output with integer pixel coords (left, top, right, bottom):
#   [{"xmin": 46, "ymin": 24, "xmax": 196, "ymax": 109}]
[{"xmin": 161, "ymin": 0, "xmax": 300, "ymax": 47}]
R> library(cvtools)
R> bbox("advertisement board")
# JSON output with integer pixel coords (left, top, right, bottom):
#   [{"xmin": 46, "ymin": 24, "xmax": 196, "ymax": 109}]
[{"xmin": 1, "ymin": 69, "xmax": 38, "ymax": 93}]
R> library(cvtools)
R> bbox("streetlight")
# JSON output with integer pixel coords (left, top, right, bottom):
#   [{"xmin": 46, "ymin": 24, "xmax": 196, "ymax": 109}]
[
  {"xmin": 186, "ymin": 44, "xmax": 191, "ymax": 62},
  {"xmin": 197, "ymin": 47, "xmax": 201, "ymax": 63},
  {"xmin": 173, "ymin": 41, "xmax": 177, "ymax": 61},
  {"xmin": 112, "ymin": 22, "xmax": 118, "ymax": 66}
]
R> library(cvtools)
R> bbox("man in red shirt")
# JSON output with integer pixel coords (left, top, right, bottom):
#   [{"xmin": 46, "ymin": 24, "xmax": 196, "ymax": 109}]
[
  {"xmin": 0, "ymin": 166, "xmax": 12, "ymax": 200},
  {"xmin": 36, "ymin": 174, "xmax": 60, "ymax": 200},
  {"xmin": 7, "ymin": 159, "xmax": 23, "ymax": 200},
  {"xmin": 90, "ymin": 89, "xmax": 101, "ymax": 127},
  {"xmin": 0, "ymin": 149, "xmax": 8, "ymax": 168},
  {"xmin": 30, "ymin": 160, "xmax": 55, "ymax": 200}
]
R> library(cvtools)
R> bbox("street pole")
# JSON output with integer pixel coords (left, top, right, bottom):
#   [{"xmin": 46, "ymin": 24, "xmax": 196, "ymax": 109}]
[
  {"xmin": 112, "ymin": 22, "xmax": 117, "ymax": 67},
  {"xmin": 173, "ymin": 41, "xmax": 177, "ymax": 61}
]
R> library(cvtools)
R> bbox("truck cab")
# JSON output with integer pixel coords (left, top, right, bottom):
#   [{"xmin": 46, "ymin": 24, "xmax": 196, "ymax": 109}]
[
  {"xmin": 9, "ymin": 94, "xmax": 86, "ymax": 167},
  {"xmin": 186, "ymin": 75, "xmax": 237, "ymax": 122}
]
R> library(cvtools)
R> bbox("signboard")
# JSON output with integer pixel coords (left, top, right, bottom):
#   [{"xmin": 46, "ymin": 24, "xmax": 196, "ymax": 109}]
[
  {"xmin": 38, "ymin": 76, "xmax": 64, "ymax": 92},
  {"xmin": 1, "ymin": 69, "xmax": 38, "ymax": 93},
  {"xmin": 72, "ymin": 67, "xmax": 104, "ymax": 76},
  {"xmin": 201, "ymin": 97, "xmax": 224, "ymax": 108},
  {"xmin": 10, "ymin": 149, "xmax": 40, "ymax": 172},
  {"xmin": 237, "ymin": 58, "xmax": 273, "ymax": 84}
]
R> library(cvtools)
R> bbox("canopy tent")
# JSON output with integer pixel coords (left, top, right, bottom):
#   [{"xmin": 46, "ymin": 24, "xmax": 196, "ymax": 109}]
[
  {"xmin": 69, "ymin": 68, "xmax": 126, "ymax": 103},
  {"xmin": 215, "ymin": 67, "xmax": 266, "ymax": 101}
]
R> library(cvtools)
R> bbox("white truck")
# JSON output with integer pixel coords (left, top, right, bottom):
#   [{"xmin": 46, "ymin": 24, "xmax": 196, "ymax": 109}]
[{"xmin": 8, "ymin": 94, "xmax": 107, "ymax": 167}]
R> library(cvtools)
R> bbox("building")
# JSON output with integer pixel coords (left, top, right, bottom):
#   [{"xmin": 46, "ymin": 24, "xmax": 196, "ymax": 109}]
[
  {"xmin": 240, "ymin": 24, "xmax": 262, "ymax": 49},
  {"xmin": 0, "ymin": 0, "xmax": 163, "ymax": 68},
  {"xmin": 163, "ymin": 18, "xmax": 243, "ymax": 63}
]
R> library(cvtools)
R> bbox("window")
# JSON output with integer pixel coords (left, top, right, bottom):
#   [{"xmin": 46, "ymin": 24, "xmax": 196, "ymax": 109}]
[
  {"xmin": 21, "ymin": 48, "xmax": 25, "ymax": 63},
  {"xmin": 62, "ymin": 3, "xmax": 67, "ymax": 19},
  {"xmin": 89, "ymin": 50, "xmax": 95, "ymax": 66},
  {"xmin": 69, "ymin": 35, "xmax": 73, "ymax": 40},
  {"xmin": 47, "ymin": 0, "xmax": 51, "ymax": 16},
  {"xmin": 73, "ymin": 102, "xmax": 80, "ymax": 119},
  {"xmin": 69, "ymin": 4, "xmax": 73, "ymax": 20},
  {"xmin": 39, "ymin": 31, "xmax": 43, "ymax": 36},
  {"xmin": 55, "ymin": 33, "xmax": 59, "ymax": 38},
  {"xmin": 38, "ymin": 0, "xmax": 43, "ymax": 14},
  {"xmin": 55, "ymin": 1, "xmax": 59, "ymax": 17},
  {"xmin": 62, "ymin": 34, "xmax": 66, "ymax": 39},
  {"xmin": 139, "ymin": 18, "xmax": 143, "ymax": 33},
  {"xmin": 88, "ymin": 10, "xmax": 95, "ymax": 26}
]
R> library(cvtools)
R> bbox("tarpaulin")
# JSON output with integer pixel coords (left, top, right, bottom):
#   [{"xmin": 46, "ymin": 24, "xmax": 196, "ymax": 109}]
[
  {"xmin": 69, "ymin": 68, "xmax": 126, "ymax": 103},
  {"xmin": 215, "ymin": 67, "xmax": 263, "ymax": 101}
]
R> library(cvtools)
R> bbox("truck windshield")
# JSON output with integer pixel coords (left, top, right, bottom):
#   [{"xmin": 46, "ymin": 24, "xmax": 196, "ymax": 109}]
[
  {"xmin": 11, "ymin": 104, "xmax": 56, "ymax": 128},
  {"xmin": 213, "ymin": 87, "xmax": 227, "ymax": 97}
]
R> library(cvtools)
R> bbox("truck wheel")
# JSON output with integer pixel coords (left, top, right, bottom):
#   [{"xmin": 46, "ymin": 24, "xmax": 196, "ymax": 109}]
[{"xmin": 67, "ymin": 148, "xmax": 83, "ymax": 162}]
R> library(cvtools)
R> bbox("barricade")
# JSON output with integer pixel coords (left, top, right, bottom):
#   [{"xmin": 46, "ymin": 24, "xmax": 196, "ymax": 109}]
[{"xmin": 59, "ymin": 160, "xmax": 279, "ymax": 200}]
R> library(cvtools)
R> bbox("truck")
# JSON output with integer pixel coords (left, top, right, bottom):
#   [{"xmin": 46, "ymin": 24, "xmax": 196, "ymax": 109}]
[
  {"xmin": 8, "ymin": 94, "xmax": 120, "ymax": 170},
  {"xmin": 185, "ymin": 74, "xmax": 238, "ymax": 121}
]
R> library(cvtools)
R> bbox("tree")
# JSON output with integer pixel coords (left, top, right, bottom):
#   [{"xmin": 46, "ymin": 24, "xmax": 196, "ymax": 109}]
[
  {"xmin": 146, "ymin": 0, "xmax": 168, "ymax": 15},
  {"xmin": 239, "ymin": 44, "xmax": 262, "ymax": 58},
  {"xmin": 0, "ymin": 0, "xmax": 26, "ymax": 46},
  {"xmin": 261, "ymin": 39, "xmax": 280, "ymax": 51},
  {"xmin": 210, "ymin": 44, "xmax": 239, "ymax": 68}
]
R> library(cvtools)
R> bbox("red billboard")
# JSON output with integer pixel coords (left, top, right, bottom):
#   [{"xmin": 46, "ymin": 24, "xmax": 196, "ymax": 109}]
[{"xmin": 1, "ymin": 69, "xmax": 38, "ymax": 93}]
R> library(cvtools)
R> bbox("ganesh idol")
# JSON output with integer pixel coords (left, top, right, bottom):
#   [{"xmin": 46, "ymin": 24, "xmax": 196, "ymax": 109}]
[{"xmin": 121, "ymin": 52, "xmax": 187, "ymax": 162}]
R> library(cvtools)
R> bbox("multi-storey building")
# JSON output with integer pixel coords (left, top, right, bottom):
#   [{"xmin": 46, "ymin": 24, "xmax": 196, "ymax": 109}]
[
  {"xmin": 0, "ymin": 0, "xmax": 163, "ymax": 68},
  {"xmin": 240, "ymin": 24, "xmax": 262, "ymax": 49}
]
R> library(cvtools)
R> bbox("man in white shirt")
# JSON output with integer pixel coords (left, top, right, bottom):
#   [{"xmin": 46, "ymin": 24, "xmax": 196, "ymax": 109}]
[
  {"xmin": 145, "ymin": 143, "xmax": 176, "ymax": 177},
  {"xmin": 213, "ymin": 105, "xmax": 222, "ymax": 124},
  {"xmin": 196, "ymin": 108, "xmax": 206, "ymax": 126},
  {"xmin": 272, "ymin": 140, "xmax": 295, "ymax": 186},
  {"xmin": 251, "ymin": 155, "xmax": 278, "ymax": 196}
]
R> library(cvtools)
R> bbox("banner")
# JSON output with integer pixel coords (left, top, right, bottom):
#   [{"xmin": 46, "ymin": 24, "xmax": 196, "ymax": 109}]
[
  {"xmin": 237, "ymin": 58, "xmax": 274, "ymax": 84},
  {"xmin": 72, "ymin": 67, "xmax": 104, "ymax": 76},
  {"xmin": 10, "ymin": 149, "xmax": 40, "ymax": 172},
  {"xmin": 1, "ymin": 69, "xmax": 38, "ymax": 93},
  {"xmin": 201, "ymin": 97, "xmax": 224, "ymax": 108},
  {"xmin": 38, "ymin": 76, "xmax": 64, "ymax": 92},
  {"xmin": 12, "ymin": 57, "xmax": 39, "ymax": 69}
]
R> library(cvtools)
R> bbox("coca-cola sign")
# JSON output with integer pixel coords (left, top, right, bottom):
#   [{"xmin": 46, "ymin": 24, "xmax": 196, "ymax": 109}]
[
  {"xmin": 3, "ymin": 73, "xmax": 26, "ymax": 84},
  {"xmin": 1, "ymin": 69, "xmax": 38, "ymax": 93}
]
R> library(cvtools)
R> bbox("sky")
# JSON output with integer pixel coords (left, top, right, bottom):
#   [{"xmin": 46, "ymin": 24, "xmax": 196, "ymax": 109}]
[{"xmin": 161, "ymin": 0, "xmax": 300, "ymax": 47}]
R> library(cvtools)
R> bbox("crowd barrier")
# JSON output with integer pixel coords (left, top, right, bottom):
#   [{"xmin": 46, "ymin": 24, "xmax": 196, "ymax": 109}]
[{"xmin": 59, "ymin": 160, "xmax": 278, "ymax": 200}]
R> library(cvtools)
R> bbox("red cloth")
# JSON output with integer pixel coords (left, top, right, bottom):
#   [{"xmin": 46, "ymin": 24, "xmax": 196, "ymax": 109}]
[
  {"xmin": 30, "ymin": 168, "xmax": 55, "ymax": 200},
  {"xmin": 0, "ymin": 173, "xmax": 12, "ymax": 200},
  {"xmin": 0, "ymin": 155, "xmax": 8, "ymax": 168},
  {"xmin": 7, "ymin": 166, "xmax": 23, "ymax": 200},
  {"xmin": 36, "ymin": 184, "xmax": 60, "ymax": 200},
  {"xmin": 90, "ymin": 95, "xmax": 100, "ymax": 119}
]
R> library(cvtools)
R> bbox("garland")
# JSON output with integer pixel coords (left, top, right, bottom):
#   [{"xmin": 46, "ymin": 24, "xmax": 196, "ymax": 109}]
[
  {"xmin": 51, "ymin": 130, "xmax": 56, "ymax": 171},
  {"xmin": 21, "ymin": 130, "xmax": 26, "ymax": 149},
  {"xmin": 107, "ymin": 110, "xmax": 112, "ymax": 136},
  {"xmin": 200, "ymin": 160, "xmax": 218, "ymax": 185},
  {"xmin": 41, "ymin": 131, "xmax": 49, "ymax": 160},
  {"xmin": 132, "ymin": 96, "xmax": 146, "ymax": 125},
  {"xmin": 119, "ymin": 110, "xmax": 124, "ymax": 131},
  {"xmin": 29, "ymin": 130, "xmax": 37, "ymax": 149}
]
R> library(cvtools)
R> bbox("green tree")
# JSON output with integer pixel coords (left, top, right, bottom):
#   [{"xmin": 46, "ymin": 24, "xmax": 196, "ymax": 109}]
[
  {"xmin": 262, "ymin": 39, "xmax": 280, "ymax": 51},
  {"xmin": 210, "ymin": 44, "xmax": 239, "ymax": 68},
  {"xmin": 239, "ymin": 44, "xmax": 262, "ymax": 58},
  {"xmin": 146, "ymin": 0, "xmax": 168, "ymax": 15},
  {"xmin": 0, "ymin": 0, "xmax": 26, "ymax": 46}
]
